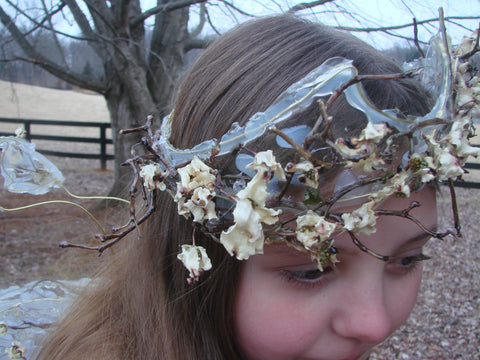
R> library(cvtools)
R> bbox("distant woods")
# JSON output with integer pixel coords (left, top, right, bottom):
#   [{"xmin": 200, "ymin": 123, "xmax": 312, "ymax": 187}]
[
  {"xmin": 1, "ymin": 28, "xmax": 422, "ymax": 90},
  {"xmin": 0, "ymin": 29, "xmax": 101, "ymax": 89}
]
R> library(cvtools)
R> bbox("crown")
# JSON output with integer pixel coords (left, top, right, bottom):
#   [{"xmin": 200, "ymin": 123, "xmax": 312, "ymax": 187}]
[{"xmin": 1, "ymin": 27, "xmax": 479, "ymax": 284}]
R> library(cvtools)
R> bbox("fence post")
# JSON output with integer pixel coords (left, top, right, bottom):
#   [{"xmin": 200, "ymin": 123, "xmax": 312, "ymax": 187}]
[
  {"xmin": 100, "ymin": 124, "xmax": 107, "ymax": 169},
  {"xmin": 24, "ymin": 120, "xmax": 31, "ymax": 141}
]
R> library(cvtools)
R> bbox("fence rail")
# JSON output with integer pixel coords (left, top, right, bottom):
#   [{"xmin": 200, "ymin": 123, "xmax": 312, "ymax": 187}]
[
  {"xmin": 0, "ymin": 117, "xmax": 113, "ymax": 169},
  {"xmin": 0, "ymin": 117, "xmax": 479, "ymax": 188}
]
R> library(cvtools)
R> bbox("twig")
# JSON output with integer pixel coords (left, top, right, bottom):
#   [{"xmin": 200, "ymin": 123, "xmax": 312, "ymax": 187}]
[
  {"xmin": 376, "ymin": 201, "xmax": 455, "ymax": 239},
  {"xmin": 348, "ymin": 232, "xmax": 392, "ymax": 261},
  {"xmin": 326, "ymin": 72, "xmax": 409, "ymax": 108},
  {"xmin": 448, "ymin": 179, "xmax": 462, "ymax": 236},
  {"xmin": 413, "ymin": 18, "xmax": 425, "ymax": 58},
  {"xmin": 269, "ymin": 126, "xmax": 327, "ymax": 167}
]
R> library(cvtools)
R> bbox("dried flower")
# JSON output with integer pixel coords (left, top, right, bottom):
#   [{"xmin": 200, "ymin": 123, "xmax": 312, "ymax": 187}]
[
  {"xmin": 346, "ymin": 153, "xmax": 385, "ymax": 172},
  {"xmin": 177, "ymin": 156, "xmax": 216, "ymax": 192},
  {"xmin": 445, "ymin": 117, "xmax": 480, "ymax": 159},
  {"xmin": 358, "ymin": 122, "xmax": 391, "ymax": 143},
  {"xmin": 341, "ymin": 201, "xmax": 377, "ymax": 235},
  {"xmin": 0, "ymin": 322, "xmax": 7, "ymax": 336},
  {"xmin": 177, "ymin": 245, "xmax": 212, "ymax": 284},
  {"xmin": 426, "ymin": 136, "xmax": 465, "ymax": 181},
  {"xmin": 5, "ymin": 341, "xmax": 25, "ymax": 360},
  {"xmin": 285, "ymin": 161, "xmax": 319, "ymax": 188},
  {"xmin": 335, "ymin": 122, "xmax": 391, "ymax": 157},
  {"xmin": 174, "ymin": 157, "xmax": 217, "ymax": 222},
  {"xmin": 139, "ymin": 163, "xmax": 168, "ymax": 191},
  {"xmin": 220, "ymin": 152, "xmax": 282, "ymax": 260},
  {"xmin": 296, "ymin": 210, "xmax": 338, "ymax": 249},
  {"xmin": 247, "ymin": 149, "xmax": 286, "ymax": 181},
  {"xmin": 183, "ymin": 187, "xmax": 217, "ymax": 222},
  {"xmin": 409, "ymin": 153, "xmax": 436, "ymax": 183},
  {"xmin": 14, "ymin": 128, "xmax": 26, "ymax": 139}
]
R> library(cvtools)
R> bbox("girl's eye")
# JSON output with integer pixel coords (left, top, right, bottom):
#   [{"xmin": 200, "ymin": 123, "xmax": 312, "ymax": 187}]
[
  {"xmin": 388, "ymin": 253, "xmax": 431, "ymax": 274},
  {"xmin": 279, "ymin": 265, "xmax": 333, "ymax": 289}
]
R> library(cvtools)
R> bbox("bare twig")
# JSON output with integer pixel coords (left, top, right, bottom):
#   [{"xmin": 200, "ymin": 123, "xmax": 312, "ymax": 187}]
[
  {"xmin": 131, "ymin": 0, "xmax": 207, "ymax": 28},
  {"xmin": 270, "ymin": 126, "xmax": 329, "ymax": 167},
  {"xmin": 348, "ymin": 232, "xmax": 392, "ymax": 261},
  {"xmin": 448, "ymin": 179, "xmax": 462, "ymax": 236},
  {"xmin": 326, "ymin": 72, "xmax": 409, "ymax": 108},
  {"xmin": 376, "ymin": 201, "xmax": 455, "ymax": 239},
  {"xmin": 287, "ymin": 0, "xmax": 336, "ymax": 13},
  {"xmin": 413, "ymin": 18, "xmax": 425, "ymax": 58}
]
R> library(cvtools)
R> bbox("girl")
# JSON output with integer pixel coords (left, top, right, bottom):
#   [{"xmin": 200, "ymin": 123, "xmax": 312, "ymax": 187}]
[{"xmin": 37, "ymin": 15, "xmax": 463, "ymax": 360}]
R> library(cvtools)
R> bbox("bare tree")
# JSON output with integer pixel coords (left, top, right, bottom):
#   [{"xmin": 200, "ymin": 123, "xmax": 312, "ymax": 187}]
[
  {"xmin": 0, "ymin": 0, "xmax": 211, "ymax": 194},
  {"xmin": 0, "ymin": 0, "xmax": 478, "ymax": 194}
]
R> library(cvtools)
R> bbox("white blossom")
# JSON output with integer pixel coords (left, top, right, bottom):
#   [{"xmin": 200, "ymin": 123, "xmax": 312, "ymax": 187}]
[
  {"xmin": 220, "ymin": 152, "xmax": 282, "ymax": 260},
  {"xmin": 139, "ymin": 163, "xmax": 168, "ymax": 191},
  {"xmin": 295, "ymin": 210, "xmax": 338, "ymax": 249},
  {"xmin": 246, "ymin": 150, "xmax": 286, "ymax": 181},
  {"xmin": 177, "ymin": 245, "xmax": 212, "ymax": 283},
  {"xmin": 358, "ymin": 122, "xmax": 391, "ymax": 143},
  {"xmin": 426, "ymin": 136, "xmax": 465, "ymax": 181},
  {"xmin": 285, "ymin": 161, "xmax": 319, "ymax": 188},
  {"xmin": 182, "ymin": 187, "xmax": 218, "ymax": 222},
  {"xmin": 335, "ymin": 122, "xmax": 390, "ymax": 158},
  {"xmin": 14, "ymin": 128, "xmax": 26, "ymax": 139},
  {"xmin": 436, "ymin": 149, "xmax": 465, "ymax": 180},
  {"xmin": 445, "ymin": 117, "xmax": 480, "ymax": 159},
  {"xmin": 5, "ymin": 341, "xmax": 25, "ymax": 360},
  {"xmin": 346, "ymin": 153, "xmax": 385, "ymax": 172},
  {"xmin": 174, "ymin": 157, "xmax": 217, "ymax": 222},
  {"xmin": 177, "ymin": 156, "xmax": 216, "ymax": 192},
  {"xmin": 341, "ymin": 201, "xmax": 378, "ymax": 235},
  {"xmin": 0, "ymin": 322, "xmax": 6, "ymax": 336}
]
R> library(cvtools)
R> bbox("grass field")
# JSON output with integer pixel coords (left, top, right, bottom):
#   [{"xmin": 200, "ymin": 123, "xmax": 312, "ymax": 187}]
[{"xmin": 0, "ymin": 80, "xmax": 114, "ymax": 170}]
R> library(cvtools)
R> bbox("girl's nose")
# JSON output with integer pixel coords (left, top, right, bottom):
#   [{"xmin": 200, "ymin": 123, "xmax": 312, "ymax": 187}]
[{"xmin": 331, "ymin": 275, "xmax": 392, "ymax": 344}]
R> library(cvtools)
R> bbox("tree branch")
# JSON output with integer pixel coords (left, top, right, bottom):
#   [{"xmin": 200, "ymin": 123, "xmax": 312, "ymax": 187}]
[
  {"xmin": 219, "ymin": 0, "xmax": 257, "ymax": 17},
  {"xmin": 0, "ymin": 6, "xmax": 106, "ymax": 93},
  {"xmin": 0, "ymin": 56, "xmax": 107, "ymax": 93},
  {"xmin": 131, "ymin": 0, "xmax": 207, "ymax": 28},
  {"xmin": 189, "ymin": 2, "xmax": 206, "ymax": 38},
  {"xmin": 184, "ymin": 37, "xmax": 212, "ymax": 52},
  {"xmin": 204, "ymin": 5, "xmax": 221, "ymax": 36},
  {"xmin": 41, "ymin": 0, "xmax": 69, "ymax": 68},
  {"xmin": 336, "ymin": 15, "xmax": 480, "ymax": 34},
  {"xmin": 287, "ymin": 0, "xmax": 336, "ymax": 13}
]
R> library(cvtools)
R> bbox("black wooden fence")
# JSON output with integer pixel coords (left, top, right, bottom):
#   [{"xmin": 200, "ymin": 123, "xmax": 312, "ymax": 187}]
[
  {"xmin": 0, "ymin": 117, "xmax": 479, "ymax": 188},
  {"xmin": 0, "ymin": 117, "xmax": 113, "ymax": 169}
]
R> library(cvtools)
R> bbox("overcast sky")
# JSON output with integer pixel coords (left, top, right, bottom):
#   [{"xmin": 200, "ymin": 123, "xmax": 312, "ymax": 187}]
[{"xmin": 141, "ymin": 0, "xmax": 480, "ymax": 48}]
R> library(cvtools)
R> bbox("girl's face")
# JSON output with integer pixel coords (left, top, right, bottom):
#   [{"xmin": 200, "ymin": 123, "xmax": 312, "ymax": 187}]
[{"xmin": 234, "ymin": 187, "xmax": 436, "ymax": 360}]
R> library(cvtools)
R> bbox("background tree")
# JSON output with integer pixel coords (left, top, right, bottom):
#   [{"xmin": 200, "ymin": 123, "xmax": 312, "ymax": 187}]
[{"xmin": 0, "ymin": 0, "xmax": 478, "ymax": 194}]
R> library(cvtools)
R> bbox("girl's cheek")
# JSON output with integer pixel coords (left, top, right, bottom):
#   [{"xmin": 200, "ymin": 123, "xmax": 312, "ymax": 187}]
[
  {"xmin": 234, "ymin": 267, "xmax": 322, "ymax": 359},
  {"xmin": 235, "ymin": 296, "xmax": 316, "ymax": 360}
]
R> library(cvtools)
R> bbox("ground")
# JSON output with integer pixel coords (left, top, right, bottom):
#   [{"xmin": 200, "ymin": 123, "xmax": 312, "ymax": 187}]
[
  {"xmin": 0, "ymin": 159, "xmax": 116, "ymax": 288},
  {"xmin": 1, "ymin": 157, "xmax": 479, "ymax": 359},
  {"xmin": 1, "ymin": 81, "xmax": 479, "ymax": 358}
]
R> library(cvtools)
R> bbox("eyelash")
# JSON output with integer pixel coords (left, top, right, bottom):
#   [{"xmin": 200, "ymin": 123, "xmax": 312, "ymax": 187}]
[
  {"xmin": 388, "ymin": 253, "xmax": 431, "ymax": 274},
  {"xmin": 279, "ymin": 266, "xmax": 333, "ymax": 289},
  {"xmin": 279, "ymin": 253, "xmax": 431, "ymax": 288}
]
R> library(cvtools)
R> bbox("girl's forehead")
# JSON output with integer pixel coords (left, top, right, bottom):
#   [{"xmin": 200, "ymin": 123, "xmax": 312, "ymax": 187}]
[{"xmin": 273, "ymin": 185, "xmax": 436, "ymax": 260}]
